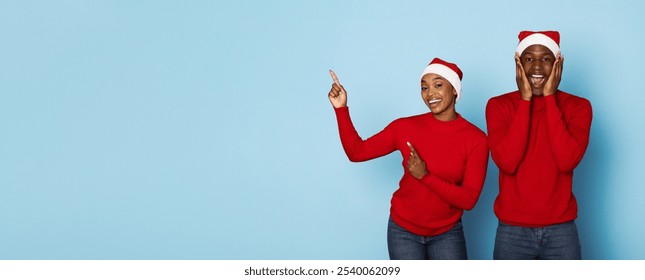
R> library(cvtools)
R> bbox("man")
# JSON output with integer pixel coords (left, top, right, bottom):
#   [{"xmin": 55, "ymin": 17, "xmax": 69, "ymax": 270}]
[{"xmin": 486, "ymin": 31, "xmax": 593, "ymax": 259}]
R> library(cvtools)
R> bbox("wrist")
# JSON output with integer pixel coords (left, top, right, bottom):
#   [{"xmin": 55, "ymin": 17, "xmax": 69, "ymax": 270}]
[
  {"xmin": 417, "ymin": 170, "xmax": 429, "ymax": 179},
  {"xmin": 520, "ymin": 92, "xmax": 532, "ymax": 101},
  {"xmin": 543, "ymin": 89, "xmax": 556, "ymax": 96}
]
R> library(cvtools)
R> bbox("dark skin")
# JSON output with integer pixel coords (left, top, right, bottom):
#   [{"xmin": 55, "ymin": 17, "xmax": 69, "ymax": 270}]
[
  {"xmin": 408, "ymin": 74, "xmax": 458, "ymax": 179},
  {"xmin": 327, "ymin": 70, "xmax": 458, "ymax": 180},
  {"xmin": 327, "ymin": 70, "xmax": 347, "ymax": 108},
  {"xmin": 407, "ymin": 142, "xmax": 427, "ymax": 179},
  {"xmin": 420, "ymin": 73, "xmax": 458, "ymax": 122},
  {"xmin": 515, "ymin": 44, "xmax": 563, "ymax": 101}
]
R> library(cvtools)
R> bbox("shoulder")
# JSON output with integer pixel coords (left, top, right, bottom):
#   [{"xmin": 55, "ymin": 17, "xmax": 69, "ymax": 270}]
[
  {"xmin": 386, "ymin": 113, "xmax": 425, "ymax": 129},
  {"xmin": 393, "ymin": 113, "xmax": 429, "ymax": 123},
  {"xmin": 487, "ymin": 91, "xmax": 520, "ymax": 109},
  {"xmin": 556, "ymin": 91, "xmax": 592, "ymax": 112},
  {"xmin": 488, "ymin": 91, "xmax": 519, "ymax": 103},
  {"xmin": 458, "ymin": 117, "xmax": 488, "ymax": 142},
  {"xmin": 486, "ymin": 91, "xmax": 521, "ymax": 119}
]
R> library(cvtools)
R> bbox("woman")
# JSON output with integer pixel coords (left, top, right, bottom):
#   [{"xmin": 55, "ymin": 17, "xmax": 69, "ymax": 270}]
[{"xmin": 328, "ymin": 58, "xmax": 488, "ymax": 260}]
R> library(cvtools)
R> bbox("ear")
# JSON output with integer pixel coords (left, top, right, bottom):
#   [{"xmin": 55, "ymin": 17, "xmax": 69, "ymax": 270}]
[{"xmin": 453, "ymin": 88, "xmax": 458, "ymax": 96}]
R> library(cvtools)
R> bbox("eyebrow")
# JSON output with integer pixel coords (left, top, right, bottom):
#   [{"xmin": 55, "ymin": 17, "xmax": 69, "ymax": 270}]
[
  {"xmin": 523, "ymin": 52, "xmax": 554, "ymax": 57},
  {"xmin": 422, "ymin": 77, "xmax": 444, "ymax": 82}
]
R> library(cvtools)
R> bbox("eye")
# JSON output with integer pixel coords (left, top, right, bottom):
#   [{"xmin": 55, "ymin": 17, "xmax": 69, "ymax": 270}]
[
  {"xmin": 434, "ymin": 83, "xmax": 443, "ymax": 88},
  {"xmin": 525, "ymin": 57, "xmax": 533, "ymax": 62},
  {"xmin": 542, "ymin": 57, "xmax": 552, "ymax": 62},
  {"xmin": 421, "ymin": 86, "xmax": 428, "ymax": 91}
]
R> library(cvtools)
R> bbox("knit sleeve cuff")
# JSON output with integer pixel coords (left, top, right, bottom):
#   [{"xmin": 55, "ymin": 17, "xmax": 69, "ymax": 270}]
[
  {"xmin": 517, "ymin": 98, "xmax": 531, "ymax": 113},
  {"xmin": 420, "ymin": 172, "xmax": 434, "ymax": 186},
  {"xmin": 419, "ymin": 170, "xmax": 446, "ymax": 190},
  {"xmin": 544, "ymin": 93, "xmax": 557, "ymax": 106},
  {"xmin": 334, "ymin": 106, "xmax": 349, "ymax": 116},
  {"xmin": 544, "ymin": 94, "xmax": 562, "ymax": 121}
]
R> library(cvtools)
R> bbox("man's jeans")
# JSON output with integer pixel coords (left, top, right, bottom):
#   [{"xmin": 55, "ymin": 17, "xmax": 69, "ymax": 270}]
[
  {"xmin": 493, "ymin": 220, "xmax": 582, "ymax": 260},
  {"xmin": 387, "ymin": 216, "xmax": 467, "ymax": 260}
]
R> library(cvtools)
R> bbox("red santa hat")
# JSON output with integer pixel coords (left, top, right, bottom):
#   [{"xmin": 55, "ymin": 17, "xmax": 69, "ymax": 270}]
[
  {"xmin": 420, "ymin": 58, "xmax": 463, "ymax": 103},
  {"xmin": 516, "ymin": 30, "xmax": 560, "ymax": 56}
]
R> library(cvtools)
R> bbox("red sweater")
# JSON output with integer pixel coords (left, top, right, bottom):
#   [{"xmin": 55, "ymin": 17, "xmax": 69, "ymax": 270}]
[
  {"xmin": 486, "ymin": 91, "xmax": 592, "ymax": 227},
  {"xmin": 334, "ymin": 107, "xmax": 488, "ymax": 236}
]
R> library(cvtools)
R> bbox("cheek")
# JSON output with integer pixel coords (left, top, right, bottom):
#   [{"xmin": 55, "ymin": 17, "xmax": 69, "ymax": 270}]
[
  {"xmin": 542, "ymin": 64, "xmax": 553, "ymax": 77},
  {"xmin": 440, "ymin": 88, "xmax": 455, "ymax": 100},
  {"xmin": 522, "ymin": 63, "xmax": 532, "ymax": 74}
]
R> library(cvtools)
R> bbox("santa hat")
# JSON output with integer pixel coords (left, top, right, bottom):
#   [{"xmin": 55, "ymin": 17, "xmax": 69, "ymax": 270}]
[
  {"xmin": 516, "ymin": 30, "xmax": 560, "ymax": 56},
  {"xmin": 420, "ymin": 58, "xmax": 463, "ymax": 103}
]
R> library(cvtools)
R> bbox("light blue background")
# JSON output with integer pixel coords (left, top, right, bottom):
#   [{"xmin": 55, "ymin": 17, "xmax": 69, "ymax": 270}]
[{"xmin": 1, "ymin": 0, "xmax": 643, "ymax": 259}]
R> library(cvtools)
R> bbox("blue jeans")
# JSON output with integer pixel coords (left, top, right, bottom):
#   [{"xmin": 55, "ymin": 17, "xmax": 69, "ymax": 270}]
[
  {"xmin": 387, "ymin": 217, "xmax": 467, "ymax": 260},
  {"xmin": 493, "ymin": 221, "xmax": 582, "ymax": 260}
]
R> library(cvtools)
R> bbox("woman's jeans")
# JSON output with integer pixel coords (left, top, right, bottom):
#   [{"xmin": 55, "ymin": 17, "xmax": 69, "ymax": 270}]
[
  {"xmin": 493, "ymin": 221, "xmax": 582, "ymax": 260},
  {"xmin": 387, "ymin": 216, "xmax": 467, "ymax": 260}
]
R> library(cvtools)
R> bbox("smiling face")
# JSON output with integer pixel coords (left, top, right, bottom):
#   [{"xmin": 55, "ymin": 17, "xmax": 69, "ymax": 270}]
[
  {"xmin": 520, "ymin": 44, "xmax": 555, "ymax": 96},
  {"xmin": 420, "ymin": 73, "xmax": 457, "ymax": 121}
]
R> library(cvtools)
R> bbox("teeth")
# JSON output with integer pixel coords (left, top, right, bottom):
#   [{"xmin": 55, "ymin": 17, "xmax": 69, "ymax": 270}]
[
  {"xmin": 429, "ymin": 99, "xmax": 441, "ymax": 104},
  {"xmin": 531, "ymin": 75, "xmax": 544, "ymax": 78}
]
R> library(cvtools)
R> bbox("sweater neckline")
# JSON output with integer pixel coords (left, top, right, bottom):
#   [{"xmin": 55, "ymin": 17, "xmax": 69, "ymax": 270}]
[
  {"xmin": 514, "ymin": 91, "xmax": 558, "ymax": 110},
  {"xmin": 531, "ymin": 94, "xmax": 545, "ymax": 109},
  {"xmin": 421, "ymin": 112, "xmax": 466, "ymax": 131}
]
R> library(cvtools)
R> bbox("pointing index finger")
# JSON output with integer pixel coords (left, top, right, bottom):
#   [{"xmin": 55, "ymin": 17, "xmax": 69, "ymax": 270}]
[
  {"xmin": 329, "ymin": 69, "xmax": 340, "ymax": 85},
  {"xmin": 407, "ymin": 142, "xmax": 418, "ymax": 155}
]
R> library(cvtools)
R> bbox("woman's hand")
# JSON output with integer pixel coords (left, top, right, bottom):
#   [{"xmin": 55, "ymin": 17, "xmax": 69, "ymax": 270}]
[
  {"xmin": 328, "ymin": 69, "xmax": 347, "ymax": 108},
  {"xmin": 407, "ymin": 142, "xmax": 428, "ymax": 179}
]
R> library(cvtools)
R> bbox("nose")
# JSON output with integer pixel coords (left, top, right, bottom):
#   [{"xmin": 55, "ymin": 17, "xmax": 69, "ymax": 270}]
[{"xmin": 531, "ymin": 63, "xmax": 543, "ymax": 71}]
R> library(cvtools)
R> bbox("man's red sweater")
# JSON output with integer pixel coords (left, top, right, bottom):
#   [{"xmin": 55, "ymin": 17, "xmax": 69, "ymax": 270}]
[
  {"xmin": 334, "ymin": 107, "xmax": 488, "ymax": 236},
  {"xmin": 486, "ymin": 91, "xmax": 592, "ymax": 227}
]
